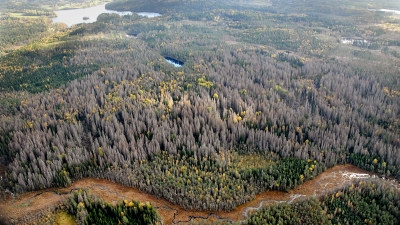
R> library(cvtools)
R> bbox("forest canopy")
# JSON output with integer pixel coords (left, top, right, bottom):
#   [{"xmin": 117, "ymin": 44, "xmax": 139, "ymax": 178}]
[
  {"xmin": 0, "ymin": 0, "xmax": 399, "ymax": 224},
  {"xmin": 245, "ymin": 180, "xmax": 400, "ymax": 225}
]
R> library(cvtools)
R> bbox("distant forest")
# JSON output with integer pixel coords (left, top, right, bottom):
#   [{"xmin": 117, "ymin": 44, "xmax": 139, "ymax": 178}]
[{"xmin": 0, "ymin": 0, "xmax": 399, "ymax": 214}]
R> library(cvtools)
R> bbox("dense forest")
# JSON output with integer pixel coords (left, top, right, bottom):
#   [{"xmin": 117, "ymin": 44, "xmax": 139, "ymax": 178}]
[
  {"xmin": 0, "ymin": 0, "xmax": 399, "ymax": 223},
  {"xmin": 245, "ymin": 180, "xmax": 400, "ymax": 225},
  {"xmin": 65, "ymin": 189, "xmax": 160, "ymax": 225}
]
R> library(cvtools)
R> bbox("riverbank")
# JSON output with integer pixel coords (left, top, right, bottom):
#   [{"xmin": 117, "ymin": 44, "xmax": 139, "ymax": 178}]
[{"xmin": 1, "ymin": 164, "xmax": 396, "ymax": 224}]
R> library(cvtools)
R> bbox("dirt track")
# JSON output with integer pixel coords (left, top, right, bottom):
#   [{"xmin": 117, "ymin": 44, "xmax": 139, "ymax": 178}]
[{"xmin": 0, "ymin": 164, "xmax": 391, "ymax": 224}]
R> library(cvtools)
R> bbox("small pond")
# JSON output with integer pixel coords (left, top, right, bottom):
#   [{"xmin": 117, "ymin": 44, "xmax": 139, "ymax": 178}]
[
  {"xmin": 368, "ymin": 9, "xmax": 400, "ymax": 15},
  {"xmin": 165, "ymin": 57, "xmax": 184, "ymax": 67},
  {"xmin": 137, "ymin": 12, "xmax": 162, "ymax": 18},
  {"xmin": 341, "ymin": 37, "xmax": 368, "ymax": 45}
]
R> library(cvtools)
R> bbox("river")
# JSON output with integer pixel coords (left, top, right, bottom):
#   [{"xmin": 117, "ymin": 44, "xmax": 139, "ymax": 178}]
[{"xmin": 0, "ymin": 164, "xmax": 398, "ymax": 224}]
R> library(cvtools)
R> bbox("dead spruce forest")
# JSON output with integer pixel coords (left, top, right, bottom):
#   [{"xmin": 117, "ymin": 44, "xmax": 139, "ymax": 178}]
[{"xmin": 0, "ymin": 0, "xmax": 400, "ymax": 224}]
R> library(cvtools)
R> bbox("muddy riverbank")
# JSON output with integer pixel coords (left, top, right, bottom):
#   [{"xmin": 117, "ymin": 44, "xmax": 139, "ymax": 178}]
[{"xmin": 0, "ymin": 164, "xmax": 396, "ymax": 224}]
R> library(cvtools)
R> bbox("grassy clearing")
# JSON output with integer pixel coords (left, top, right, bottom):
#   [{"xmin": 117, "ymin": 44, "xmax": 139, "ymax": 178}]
[
  {"xmin": 230, "ymin": 151, "xmax": 276, "ymax": 171},
  {"xmin": 53, "ymin": 211, "xmax": 76, "ymax": 225}
]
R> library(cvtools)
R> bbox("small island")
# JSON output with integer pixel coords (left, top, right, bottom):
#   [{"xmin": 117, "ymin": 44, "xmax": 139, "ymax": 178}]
[{"xmin": 83, "ymin": 16, "xmax": 89, "ymax": 20}]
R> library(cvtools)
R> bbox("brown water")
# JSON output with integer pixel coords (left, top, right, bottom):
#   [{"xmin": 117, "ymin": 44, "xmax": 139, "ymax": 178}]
[{"xmin": 0, "ymin": 164, "xmax": 397, "ymax": 224}]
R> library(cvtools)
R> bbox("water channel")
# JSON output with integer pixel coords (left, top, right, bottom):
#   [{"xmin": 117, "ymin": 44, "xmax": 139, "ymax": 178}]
[{"xmin": 1, "ymin": 164, "xmax": 398, "ymax": 224}]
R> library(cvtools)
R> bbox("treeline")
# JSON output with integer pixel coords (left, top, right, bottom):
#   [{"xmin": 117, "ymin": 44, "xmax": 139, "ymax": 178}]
[
  {"xmin": 245, "ymin": 180, "xmax": 400, "ymax": 225},
  {"xmin": 0, "ymin": 16, "xmax": 51, "ymax": 55},
  {"xmin": 0, "ymin": 27, "xmax": 101, "ymax": 93},
  {"xmin": 66, "ymin": 189, "xmax": 160, "ymax": 225},
  {"xmin": 106, "ymin": 0, "xmax": 247, "ymax": 14},
  {"xmin": 0, "ymin": 43, "xmax": 99, "ymax": 93}
]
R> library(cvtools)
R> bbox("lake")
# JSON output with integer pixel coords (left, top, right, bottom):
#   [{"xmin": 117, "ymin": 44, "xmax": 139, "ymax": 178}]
[{"xmin": 52, "ymin": 3, "xmax": 161, "ymax": 27}]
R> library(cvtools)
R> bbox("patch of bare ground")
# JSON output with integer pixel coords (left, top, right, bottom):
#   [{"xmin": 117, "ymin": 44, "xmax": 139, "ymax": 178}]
[{"xmin": 0, "ymin": 164, "xmax": 396, "ymax": 224}]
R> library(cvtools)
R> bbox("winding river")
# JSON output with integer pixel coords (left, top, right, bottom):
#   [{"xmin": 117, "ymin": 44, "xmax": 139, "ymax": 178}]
[{"xmin": 0, "ymin": 164, "xmax": 398, "ymax": 224}]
